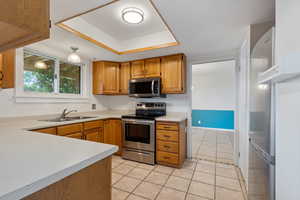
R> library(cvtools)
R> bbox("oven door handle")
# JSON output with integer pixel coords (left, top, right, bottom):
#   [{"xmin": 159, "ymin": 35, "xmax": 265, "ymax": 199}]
[
  {"xmin": 122, "ymin": 119, "xmax": 155, "ymax": 125},
  {"xmin": 125, "ymin": 149, "xmax": 151, "ymax": 155}
]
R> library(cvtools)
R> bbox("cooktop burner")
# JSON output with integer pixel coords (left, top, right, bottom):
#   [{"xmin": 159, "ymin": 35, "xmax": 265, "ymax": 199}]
[
  {"xmin": 121, "ymin": 102, "xmax": 166, "ymax": 120},
  {"xmin": 121, "ymin": 114, "xmax": 160, "ymax": 120}
]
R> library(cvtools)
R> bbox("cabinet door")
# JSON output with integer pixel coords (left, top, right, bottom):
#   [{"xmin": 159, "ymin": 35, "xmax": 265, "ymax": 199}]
[
  {"xmin": 144, "ymin": 58, "xmax": 161, "ymax": 78},
  {"xmin": 120, "ymin": 62, "xmax": 131, "ymax": 94},
  {"xmin": 103, "ymin": 119, "xmax": 122, "ymax": 155},
  {"xmin": 34, "ymin": 127, "xmax": 56, "ymax": 135},
  {"xmin": 93, "ymin": 61, "xmax": 104, "ymax": 95},
  {"xmin": 103, "ymin": 62, "xmax": 120, "ymax": 94},
  {"xmin": 112, "ymin": 119, "xmax": 122, "ymax": 155},
  {"xmin": 0, "ymin": 49, "xmax": 15, "ymax": 89},
  {"xmin": 103, "ymin": 120, "xmax": 114, "ymax": 145},
  {"xmin": 131, "ymin": 60, "xmax": 145, "ymax": 79},
  {"xmin": 85, "ymin": 129, "xmax": 101, "ymax": 142},
  {"xmin": 66, "ymin": 132, "xmax": 83, "ymax": 139},
  {"xmin": 161, "ymin": 54, "xmax": 186, "ymax": 94},
  {"xmin": 0, "ymin": 0, "xmax": 50, "ymax": 52}
]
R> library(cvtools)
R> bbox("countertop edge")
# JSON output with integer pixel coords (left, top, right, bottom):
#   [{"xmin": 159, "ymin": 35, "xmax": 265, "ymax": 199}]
[{"xmin": 0, "ymin": 146, "xmax": 118, "ymax": 200}]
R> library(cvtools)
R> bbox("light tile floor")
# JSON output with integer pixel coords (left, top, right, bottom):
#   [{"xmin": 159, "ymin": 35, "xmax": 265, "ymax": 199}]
[
  {"xmin": 111, "ymin": 128, "xmax": 247, "ymax": 200},
  {"xmin": 192, "ymin": 128, "xmax": 235, "ymax": 164},
  {"xmin": 111, "ymin": 159, "xmax": 247, "ymax": 200}
]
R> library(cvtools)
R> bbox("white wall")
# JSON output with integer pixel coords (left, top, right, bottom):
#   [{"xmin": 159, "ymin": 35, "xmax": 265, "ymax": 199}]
[
  {"xmin": 0, "ymin": 44, "xmax": 107, "ymax": 118},
  {"xmin": 192, "ymin": 60, "xmax": 236, "ymax": 110},
  {"xmin": 275, "ymin": 0, "xmax": 300, "ymax": 199}
]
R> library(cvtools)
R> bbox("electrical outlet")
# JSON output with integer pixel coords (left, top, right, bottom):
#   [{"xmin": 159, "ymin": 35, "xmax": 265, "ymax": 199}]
[{"xmin": 92, "ymin": 104, "xmax": 96, "ymax": 110}]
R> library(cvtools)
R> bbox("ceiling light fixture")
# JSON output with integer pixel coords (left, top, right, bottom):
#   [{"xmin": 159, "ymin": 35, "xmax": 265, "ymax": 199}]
[
  {"xmin": 67, "ymin": 47, "xmax": 81, "ymax": 63},
  {"xmin": 122, "ymin": 7, "xmax": 144, "ymax": 24},
  {"xmin": 34, "ymin": 61, "xmax": 47, "ymax": 69}
]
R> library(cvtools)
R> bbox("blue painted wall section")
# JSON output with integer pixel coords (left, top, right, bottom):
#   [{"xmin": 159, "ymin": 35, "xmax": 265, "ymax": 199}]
[{"xmin": 192, "ymin": 110, "xmax": 234, "ymax": 130}]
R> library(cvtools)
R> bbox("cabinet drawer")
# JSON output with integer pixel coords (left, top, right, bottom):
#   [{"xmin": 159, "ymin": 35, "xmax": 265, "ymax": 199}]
[
  {"xmin": 34, "ymin": 127, "xmax": 56, "ymax": 135},
  {"xmin": 84, "ymin": 120, "xmax": 103, "ymax": 130},
  {"xmin": 57, "ymin": 123, "xmax": 83, "ymax": 136},
  {"xmin": 84, "ymin": 128, "xmax": 103, "ymax": 142},
  {"xmin": 157, "ymin": 130, "xmax": 179, "ymax": 142},
  {"xmin": 157, "ymin": 151, "xmax": 179, "ymax": 165},
  {"xmin": 157, "ymin": 122, "xmax": 179, "ymax": 131},
  {"xmin": 157, "ymin": 140, "xmax": 179, "ymax": 153},
  {"xmin": 65, "ymin": 132, "xmax": 82, "ymax": 139}
]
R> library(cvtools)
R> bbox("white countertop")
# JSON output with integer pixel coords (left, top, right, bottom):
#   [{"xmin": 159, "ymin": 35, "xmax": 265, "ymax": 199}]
[{"xmin": 0, "ymin": 110, "xmax": 187, "ymax": 200}]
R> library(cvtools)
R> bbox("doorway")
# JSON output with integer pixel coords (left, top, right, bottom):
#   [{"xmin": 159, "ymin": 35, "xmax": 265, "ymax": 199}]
[{"xmin": 191, "ymin": 60, "xmax": 237, "ymax": 164}]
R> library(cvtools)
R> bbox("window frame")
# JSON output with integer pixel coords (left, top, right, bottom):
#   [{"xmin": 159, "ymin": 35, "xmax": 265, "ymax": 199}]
[{"xmin": 15, "ymin": 48, "xmax": 90, "ymax": 103}]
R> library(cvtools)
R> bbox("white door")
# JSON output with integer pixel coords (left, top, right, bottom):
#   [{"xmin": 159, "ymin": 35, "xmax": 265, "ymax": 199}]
[{"xmin": 237, "ymin": 35, "xmax": 250, "ymax": 188}]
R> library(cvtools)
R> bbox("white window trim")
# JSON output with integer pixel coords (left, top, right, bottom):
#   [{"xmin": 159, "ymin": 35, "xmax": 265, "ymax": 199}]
[{"xmin": 15, "ymin": 48, "xmax": 90, "ymax": 103}]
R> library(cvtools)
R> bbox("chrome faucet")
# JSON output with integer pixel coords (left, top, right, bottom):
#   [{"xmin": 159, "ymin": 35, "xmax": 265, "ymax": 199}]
[{"xmin": 60, "ymin": 109, "xmax": 77, "ymax": 119}]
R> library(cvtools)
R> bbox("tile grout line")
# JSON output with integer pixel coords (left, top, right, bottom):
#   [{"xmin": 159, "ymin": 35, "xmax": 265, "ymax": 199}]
[
  {"xmin": 124, "ymin": 163, "xmax": 158, "ymax": 200},
  {"xmin": 214, "ymin": 133, "xmax": 218, "ymax": 200},
  {"xmin": 234, "ymin": 166, "xmax": 248, "ymax": 200},
  {"xmin": 153, "ymin": 167, "xmax": 176, "ymax": 200},
  {"xmin": 183, "ymin": 156, "xmax": 198, "ymax": 200}
]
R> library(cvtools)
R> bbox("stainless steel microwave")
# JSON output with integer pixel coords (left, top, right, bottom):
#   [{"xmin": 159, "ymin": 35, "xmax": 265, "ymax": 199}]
[{"xmin": 129, "ymin": 78, "xmax": 161, "ymax": 98}]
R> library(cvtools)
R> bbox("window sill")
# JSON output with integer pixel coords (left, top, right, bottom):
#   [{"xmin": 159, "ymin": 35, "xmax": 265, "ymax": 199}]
[{"xmin": 15, "ymin": 94, "xmax": 90, "ymax": 103}]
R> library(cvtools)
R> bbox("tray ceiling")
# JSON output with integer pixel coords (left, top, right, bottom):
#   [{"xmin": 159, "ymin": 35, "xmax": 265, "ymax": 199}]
[{"xmin": 56, "ymin": 0, "xmax": 178, "ymax": 55}]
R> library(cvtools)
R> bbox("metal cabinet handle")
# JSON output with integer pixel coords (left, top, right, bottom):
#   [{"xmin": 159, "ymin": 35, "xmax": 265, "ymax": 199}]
[
  {"xmin": 163, "ymin": 156, "xmax": 170, "ymax": 159},
  {"xmin": 164, "ymin": 145, "xmax": 170, "ymax": 149},
  {"xmin": 0, "ymin": 71, "xmax": 3, "ymax": 81},
  {"xmin": 163, "ymin": 135, "xmax": 170, "ymax": 138}
]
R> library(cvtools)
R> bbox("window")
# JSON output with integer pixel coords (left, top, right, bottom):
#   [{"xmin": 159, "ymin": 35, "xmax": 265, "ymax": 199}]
[
  {"xmin": 59, "ymin": 62, "xmax": 81, "ymax": 94},
  {"xmin": 23, "ymin": 49, "xmax": 82, "ymax": 95},
  {"xmin": 24, "ymin": 51, "xmax": 55, "ymax": 93}
]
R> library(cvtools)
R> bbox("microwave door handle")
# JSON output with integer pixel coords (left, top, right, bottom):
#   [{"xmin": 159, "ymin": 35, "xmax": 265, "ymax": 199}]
[{"xmin": 151, "ymin": 80, "xmax": 155, "ymax": 95}]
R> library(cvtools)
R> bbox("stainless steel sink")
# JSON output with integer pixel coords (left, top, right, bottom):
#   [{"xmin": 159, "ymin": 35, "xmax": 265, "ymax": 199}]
[{"xmin": 41, "ymin": 116, "xmax": 96, "ymax": 122}]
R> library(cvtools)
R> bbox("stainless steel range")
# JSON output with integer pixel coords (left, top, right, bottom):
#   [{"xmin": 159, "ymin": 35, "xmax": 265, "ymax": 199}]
[{"xmin": 122, "ymin": 102, "xmax": 166, "ymax": 165}]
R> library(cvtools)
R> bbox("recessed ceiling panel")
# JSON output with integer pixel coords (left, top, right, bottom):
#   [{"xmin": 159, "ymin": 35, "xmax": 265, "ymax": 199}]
[{"xmin": 56, "ymin": 0, "xmax": 178, "ymax": 55}]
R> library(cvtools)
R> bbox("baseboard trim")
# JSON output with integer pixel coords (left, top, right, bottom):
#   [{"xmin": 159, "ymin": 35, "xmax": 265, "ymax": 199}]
[{"xmin": 192, "ymin": 126, "xmax": 235, "ymax": 133}]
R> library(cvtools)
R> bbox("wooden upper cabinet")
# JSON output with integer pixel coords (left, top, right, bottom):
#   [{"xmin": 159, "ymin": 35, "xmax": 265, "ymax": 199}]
[
  {"xmin": 92, "ymin": 53, "xmax": 186, "ymax": 95},
  {"xmin": 93, "ymin": 61, "xmax": 120, "ymax": 95},
  {"xmin": 161, "ymin": 54, "xmax": 186, "ymax": 94},
  {"xmin": 131, "ymin": 60, "xmax": 145, "ymax": 79},
  {"xmin": 0, "ymin": 0, "xmax": 50, "ymax": 52},
  {"xmin": 144, "ymin": 58, "xmax": 161, "ymax": 78},
  {"xmin": 120, "ymin": 62, "xmax": 131, "ymax": 94},
  {"xmin": 0, "ymin": 49, "xmax": 15, "ymax": 89}
]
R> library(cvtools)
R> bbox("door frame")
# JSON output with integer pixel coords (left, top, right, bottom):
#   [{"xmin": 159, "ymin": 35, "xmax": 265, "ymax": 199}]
[{"xmin": 189, "ymin": 58, "xmax": 239, "ymax": 163}]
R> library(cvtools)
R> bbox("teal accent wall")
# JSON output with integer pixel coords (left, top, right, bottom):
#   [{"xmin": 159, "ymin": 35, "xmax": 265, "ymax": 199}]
[{"xmin": 192, "ymin": 110, "xmax": 234, "ymax": 130}]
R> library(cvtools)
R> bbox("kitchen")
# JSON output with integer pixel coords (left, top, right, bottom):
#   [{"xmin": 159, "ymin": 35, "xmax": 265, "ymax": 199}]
[{"xmin": 0, "ymin": 0, "xmax": 299, "ymax": 200}]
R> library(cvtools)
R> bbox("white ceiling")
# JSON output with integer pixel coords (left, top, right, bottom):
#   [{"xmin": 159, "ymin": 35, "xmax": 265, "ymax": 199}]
[
  {"xmin": 79, "ymin": 0, "xmax": 169, "ymax": 41},
  {"xmin": 29, "ymin": 0, "xmax": 275, "ymax": 62},
  {"xmin": 62, "ymin": 0, "xmax": 176, "ymax": 52}
]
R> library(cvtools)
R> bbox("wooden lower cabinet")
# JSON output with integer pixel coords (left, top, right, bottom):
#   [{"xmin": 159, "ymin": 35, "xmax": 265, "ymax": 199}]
[
  {"xmin": 104, "ymin": 119, "xmax": 122, "ymax": 156},
  {"xmin": 32, "ymin": 119, "xmax": 122, "ymax": 155},
  {"xmin": 57, "ymin": 123, "xmax": 83, "ymax": 136},
  {"xmin": 156, "ymin": 120, "xmax": 187, "ymax": 168},
  {"xmin": 33, "ymin": 127, "xmax": 56, "ymax": 135},
  {"xmin": 23, "ymin": 156, "xmax": 112, "ymax": 200},
  {"xmin": 66, "ymin": 132, "xmax": 83, "ymax": 139},
  {"xmin": 85, "ymin": 128, "xmax": 104, "ymax": 143}
]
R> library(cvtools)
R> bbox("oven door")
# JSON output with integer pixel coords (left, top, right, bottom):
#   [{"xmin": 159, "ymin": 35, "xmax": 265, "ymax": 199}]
[{"xmin": 122, "ymin": 119, "xmax": 155, "ymax": 152}]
